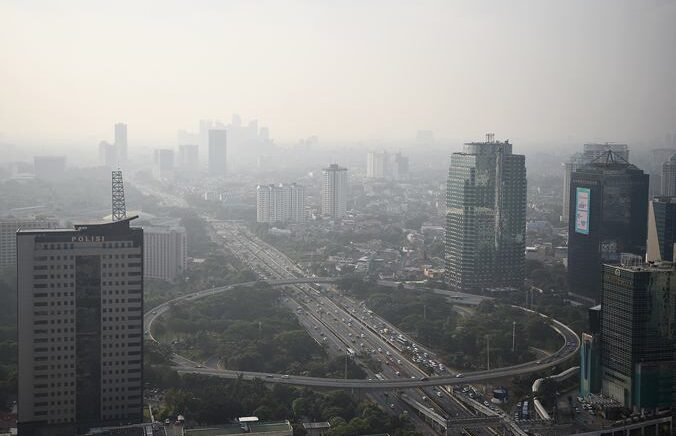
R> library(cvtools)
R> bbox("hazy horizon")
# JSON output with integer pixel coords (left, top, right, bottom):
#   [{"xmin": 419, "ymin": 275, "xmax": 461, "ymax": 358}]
[{"xmin": 1, "ymin": 0, "xmax": 675, "ymax": 148}]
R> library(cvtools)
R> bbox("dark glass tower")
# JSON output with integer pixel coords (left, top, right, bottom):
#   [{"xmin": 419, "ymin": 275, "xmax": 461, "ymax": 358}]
[
  {"xmin": 567, "ymin": 151, "xmax": 649, "ymax": 298},
  {"xmin": 600, "ymin": 262, "xmax": 676, "ymax": 411},
  {"xmin": 445, "ymin": 135, "xmax": 527, "ymax": 292}
]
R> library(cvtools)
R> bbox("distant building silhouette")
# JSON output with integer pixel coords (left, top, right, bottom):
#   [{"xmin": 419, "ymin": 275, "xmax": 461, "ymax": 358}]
[{"xmin": 208, "ymin": 129, "xmax": 227, "ymax": 176}]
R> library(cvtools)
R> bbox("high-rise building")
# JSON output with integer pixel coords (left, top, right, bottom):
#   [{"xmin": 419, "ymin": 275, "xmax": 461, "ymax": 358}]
[
  {"xmin": 321, "ymin": 164, "xmax": 348, "ymax": 220},
  {"xmin": 144, "ymin": 224, "xmax": 187, "ymax": 281},
  {"xmin": 567, "ymin": 151, "xmax": 649, "ymax": 298},
  {"xmin": 33, "ymin": 156, "xmax": 66, "ymax": 181},
  {"xmin": 600, "ymin": 260, "xmax": 676, "ymax": 410},
  {"xmin": 647, "ymin": 197, "xmax": 676, "ymax": 262},
  {"xmin": 178, "ymin": 144, "xmax": 199, "ymax": 170},
  {"xmin": 16, "ymin": 217, "xmax": 144, "ymax": 435},
  {"xmin": 366, "ymin": 151, "xmax": 389, "ymax": 179},
  {"xmin": 114, "ymin": 123, "xmax": 127, "ymax": 163},
  {"xmin": 561, "ymin": 144, "xmax": 630, "ymax": 224},
  {"xmin": 580, "ymin": 305, "xmax": 602, "ymax": 397},
  {"xmin": 393, "ymin": 152, "xmax": 409, "ymax": 180},
  {"xmin": 561, "ymin": 153, "xmax": 584, "ymax": 223},
  {"xmin": 153, "ymin": 149, "xmax": 175, "ymax": 179},
  {"xmin": 445, "ymin": 135, "xmax": 527, "ymax": 291},
  {"xmin": 98, "ymin": 141, "xmax": 117, "ymax": 168},
  {"xmin": 208, "ymin": 129, "xmax": 227, "ymax": 176},
  {"xmin": 256, "ymin": 183, "xmax": 305, "ymax": 224},
  {"xmin": 661, "ymin": 154, "xmax": 676, "ymax": 196},
  {"xmin": 0, "ymin": 217, "xmax": 58, "ymax": 268}
]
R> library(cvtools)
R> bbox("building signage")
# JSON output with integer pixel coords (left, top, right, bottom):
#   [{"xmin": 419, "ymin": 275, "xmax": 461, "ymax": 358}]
[
  {"xmin": 575, "ymin": 187, "xmax": 590, "ymax": 235},
  {"xmin": 71, "ymin": 235, "xmax": 105, "ymax": 243}
]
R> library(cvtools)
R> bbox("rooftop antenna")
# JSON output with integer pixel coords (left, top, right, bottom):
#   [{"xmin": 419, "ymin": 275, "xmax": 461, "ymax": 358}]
[
  {"xmin": 111, "ymin": 170, "xmax": 127, "ymax": 222},
  {"xmin": 486, "ymin": 132, "xmax": 495, "ymax": 143}
]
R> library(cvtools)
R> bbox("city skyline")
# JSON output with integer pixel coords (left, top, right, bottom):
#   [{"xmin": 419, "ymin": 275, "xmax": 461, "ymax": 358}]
[{"xmin": 1, "ymin": 1, "xmax": 675, "ymax": 147}]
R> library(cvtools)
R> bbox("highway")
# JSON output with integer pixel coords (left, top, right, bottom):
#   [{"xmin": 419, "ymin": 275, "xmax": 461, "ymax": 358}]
[{"xmin": 145, "ymin": 220, "xmax": 579, "ymax": 435}]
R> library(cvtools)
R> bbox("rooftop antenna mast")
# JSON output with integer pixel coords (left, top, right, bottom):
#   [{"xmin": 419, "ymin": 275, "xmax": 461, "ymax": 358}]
[{"xmin": 111, "ymin": 170, "xmax": 127, "ymax": 222}]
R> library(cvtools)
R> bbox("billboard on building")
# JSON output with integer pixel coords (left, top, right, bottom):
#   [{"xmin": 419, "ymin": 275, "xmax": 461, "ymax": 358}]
[{"xmin": 575, "ymin": 187, "xmax": 590, "ymax": 235}]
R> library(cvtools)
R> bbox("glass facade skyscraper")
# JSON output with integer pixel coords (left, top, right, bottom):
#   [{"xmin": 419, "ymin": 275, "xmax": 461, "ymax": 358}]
[
  {"xmin": 445, "ymin": 136, "xmax": 526, "ymax": 292},
  {"xmin": 567, "ymin": 151, "xmax": 649, "ymax": 298}
]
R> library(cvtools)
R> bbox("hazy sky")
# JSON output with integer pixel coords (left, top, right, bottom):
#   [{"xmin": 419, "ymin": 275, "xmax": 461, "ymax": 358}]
[{"xmin": 1, "ymin": 0, "xmax": 675, "ymax": 148}]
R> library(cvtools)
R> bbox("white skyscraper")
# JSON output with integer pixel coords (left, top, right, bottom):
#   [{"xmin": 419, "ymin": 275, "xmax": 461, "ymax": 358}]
[
  {"xmin": 322, "ymin": 164, "xmax": 348, "ymax": 219},
  {"xmin": 256, "ymin": 183, "xmax": 305, "ymax": 223},
  {"xmin": 144, "ymin": 224, "xmax": 187, "ymax": 281},
  {"xmin": 366, "ymin": 151, "xmax": 389, "ymax": 179},
  {"xmin": 114, "ymin": 123, "xmax": 128, "ymax": 163}
]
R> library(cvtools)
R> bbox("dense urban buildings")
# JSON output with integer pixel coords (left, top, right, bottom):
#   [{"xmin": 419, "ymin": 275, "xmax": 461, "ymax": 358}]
[
  {"xmin": 114, "ymin": 123, "xmax": 127, "ymax": 164},
  {"xmin": 0, "ymin": 217, "xmax": 59, "ymax": 268},
  {"xmin": 599, "ymin": 260, "xmax": 676, "ymax": 411},
  {"xmin": 647, "ymin": 197, "xmax": 676, "ymax": 262},
  {"xmin": 33, "ymin": 156, "xmax": 66, "ymax": 181},
  {"xmin": 661, "ymin": 154, "xmax": 676, "ymax": 196},
  {"xmin": 144, "ymin": 223, "xmax": 187, "ymax": 281},
  {"xmin": 208, "ymin": 129, "xmax": 227, "ymax": 176},
  {"xmin": 256, "ymin": 183, "xmax": 305, "ymax": 223},
  {"xmin": 16, "ymin": 217, "xmax": 144, "ymax": 435},
  {"xmin": 366, "ymin": 151, "xmax": 409, "ymax": 180},
  {"xmin": 567, "ymin": 151, "xmax": 649, "ymax": 298},
  {"xmin": 445, "ymin": 134, "xmax": 527, "ymax": 292},
  {"xmin": 321, "ymin": 164, "xmax": 349, "ymax": 220}
]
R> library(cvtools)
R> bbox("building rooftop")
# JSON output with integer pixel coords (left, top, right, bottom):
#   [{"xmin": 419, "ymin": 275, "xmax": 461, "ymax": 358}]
[{"xmin": 185, "ymin": 421, "xmax": 292, "ymax": 436}]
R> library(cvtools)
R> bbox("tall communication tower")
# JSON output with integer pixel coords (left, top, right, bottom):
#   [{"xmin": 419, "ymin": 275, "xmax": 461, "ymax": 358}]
[{"xmin": 111, "ymin": 170, "xmax": 127, "ymax": 221}]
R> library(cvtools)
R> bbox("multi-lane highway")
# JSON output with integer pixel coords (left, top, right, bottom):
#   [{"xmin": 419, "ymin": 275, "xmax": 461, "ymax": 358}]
[{"xmin": 145, "ymin": 220, "xmax": 579, "ymax": 435}]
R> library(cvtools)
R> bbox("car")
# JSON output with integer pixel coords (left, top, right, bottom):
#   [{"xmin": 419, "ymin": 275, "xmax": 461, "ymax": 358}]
[
  {"xmin": 436, "ymin": 392, "xmax": 443, "ymax": 398},
  {"xmin": 536, "ymin": 360, "xmax": 542, "ymax": 364},
  {"xmin": 281, "ymin": 374, "xmax": 290, "ymax": 379},
  {"xmin": 419, "ymin": 376, "xmax": 429, "ymax": 381},
  {"xmin": 455, "ymin": 373, "xmax": 463, "ymax": 378},
  {"xmin": 266, "ymin": 374, "xmax": 274, "ymax": 378},
  {"xmin": 390, "ymin": 404, "xmax": 395, "ymax": 409}
]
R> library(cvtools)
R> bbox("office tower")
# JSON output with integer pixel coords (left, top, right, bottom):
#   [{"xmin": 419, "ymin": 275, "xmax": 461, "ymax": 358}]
[
  {"xmin": 445, "ymin": 135, "xmax": 527, "ymax": 292},
  {"xmin": 114, "ymin": 123, "xmax": 127, "ymax": 163},
  {"xmin": 580, "ymin": 305, "xmax": 602, "ymax": 397},
  {"xmin": 16, "ymin": 217, "xmax": 144, "ymax": 435},
  {"xmin": 366, "ymin": 151, "xmax": 389, "ymax": 179},
  {"xmin": 208, "ymin": 129, "xmax": 227, "ymax": 176},
  {"xmin": 322, "ymin": 164, "xmax": 349, "ymax": 220},
  {"xmin": 33, "ymin": 156, "xmax": 66, "ymax": 181},
  {"xmin": 153, "ymin": 149, "xmax": 174, "ymax": 179},
  {"xmin": 393, "ymin": 152, "xmax": 409, "ymax": 180},
  {"xmin": 600, "ymin": 260, "xmax": 676, "ymax": 410},
  {"xmin": 288, "ymin": 183, "xmax": 305, "ymax": 223},
  {"xmin": 178, "ymin": 144, "xmax": 199, "ymax": 170},
  {"xmin": 567, "ymin": 151, "xmax": 649, "ymax": 297},
  {"xmin": 583, "ymin": 142, "xmax": 629, "ymax": 161},
  {"xmin": 561, "ymin": 153, "xmax": 584, "ymax": 223},
  {"xmin": 661, "ymin": 154, "xmax": 676, "ymax": 196},
  {"xmin": 144, "ymin": 224, "xmax": 187, "ymax": 281},
  {"xmin": 0, "ymin": 217, "xmax": 58, "ymax": 268},
  {"xmin": 647, "ymin": 197, "xmax": 676, "ymax": 262},
  {"xmin": 561, "ymin": 144, "xmax": 630, "ymax": 224},
  {"xmin": 98, "ymin": 141, "xmax": 117, "ymax": 168},
  {"xmin": 256, "ymin": 184, "xmax": 305, "ymax": 223}
]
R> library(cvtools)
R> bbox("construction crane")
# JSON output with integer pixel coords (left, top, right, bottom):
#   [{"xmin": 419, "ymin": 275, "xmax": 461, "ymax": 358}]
[{"xmin": 111, "ymin": 170, "xmax": 127, "ymax": 221}]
